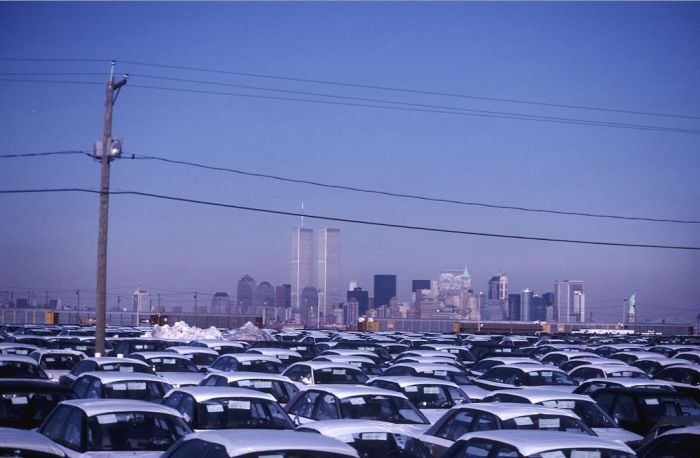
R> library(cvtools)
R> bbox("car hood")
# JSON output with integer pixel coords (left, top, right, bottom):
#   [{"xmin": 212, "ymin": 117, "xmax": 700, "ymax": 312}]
[
  {"xmin": 593, "ymin": 427, "xmax": 643, "ymax": 445},
  {"xmin": 156, "ymin": 372, "xmax": 204, "ymax": 387},
  {"xmin": 459, "ymin": 384, "xmax": 491, "ymax": 401},
  {"xmin": 419, "ymin": 409, "xmax": 449, "ymax": 424}
]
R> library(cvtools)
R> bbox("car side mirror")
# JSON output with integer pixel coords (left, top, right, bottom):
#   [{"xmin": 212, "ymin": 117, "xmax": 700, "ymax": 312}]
[{"xmin": 293, "ymin": 414, "xmax": 301, "ymax": 426}]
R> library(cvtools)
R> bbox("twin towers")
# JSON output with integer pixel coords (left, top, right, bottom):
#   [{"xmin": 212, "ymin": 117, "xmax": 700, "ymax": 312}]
[{"xmin": 291, "ymin": 227, "xmax": 341, "ymax": 327}]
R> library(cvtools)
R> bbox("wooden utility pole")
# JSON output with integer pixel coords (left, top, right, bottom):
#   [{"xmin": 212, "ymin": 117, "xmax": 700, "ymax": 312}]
[{"xmin": 95, "ymin": 61, "xmax": 127, "ymax": 356}]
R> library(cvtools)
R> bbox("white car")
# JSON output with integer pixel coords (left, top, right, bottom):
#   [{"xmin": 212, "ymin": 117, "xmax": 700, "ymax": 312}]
[
  {"xmin": 0, "ymin": 427, "xmax": 66, "ymax": 457},
  {"xmin": 199, "ymin": 371, "xmax": 300, "ymax": 404},
  {"xmin": 442, "ymin": 430, "xmax": 635, "ymax": 458},
  {"xmin": 161, "ymin": 429, "xmax": 359, "ymax": 458},
  {"xmin": 29, "ymin": 348, "xmax": 85, "ymax": 382},
  {"xmin": 129, "ymin": 351, "xmax": 206, "ymax": 387},
  {"xmin": 38, "ymin": 399, "xmax": 191, "ymax": 456}
]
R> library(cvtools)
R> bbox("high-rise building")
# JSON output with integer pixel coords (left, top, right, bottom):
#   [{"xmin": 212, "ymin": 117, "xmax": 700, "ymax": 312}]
[
  {"xmin": 573, "ymin": 291, "xmax": 586, "ymax": 323},
  {"xmin": 301, "ymin": 286, "xmax": 319, "ymax": 328},
  {"xmin": 255, "ymin": 281, "xmax": 275, "ymax": 316},
  {"xmin": 133, "ymin": 287, "xmax": 150, "ymax": 314},
  {"xmin": 412, "ymin": 280, "xmax": 431, "ymax": 292},
  {"xmin": 275, "ymin": 284, "xmax": 291, "ymax": 309},
  {"xmin": 210, "ymin": 292, "xmax": 231, "ymax": 314},
  {"xmin": 374, "ymin": 275, "xmax": 397, "ymax": 308},
  {"xmin": 554, "ymin": 280, "xmax": 584, "ymax": 322},
  {"xmin": 291, "ymin": 227, "xmax": 313, "ymax": 310},
  {"xmin": 507, "ymin": 294, "xmax": 521, "ymax": 321},
  {"xmin": 521, "ymin": 288, "xmax": 533, "ymax": 321},
  {"xmin": 488, "ymin": 274, "xmax": 508, "ymax": 300},
  {"xmin": 317, "ymin": 228, "xmax": 341, "ymax": 325},
  {"xmin": 236, "ymin": 275, "xmax": 256, "ymax": 315},
  {"xmin": 344, "ymin": 299, "xmax": 359, "ymax": 329},
  {"xmin": 347, "ymin": 287, "xmax": 369, "ymax": 316},
  {"xmin": 439, "ymin": 269, "xmax": 464, "ymax": 296}
]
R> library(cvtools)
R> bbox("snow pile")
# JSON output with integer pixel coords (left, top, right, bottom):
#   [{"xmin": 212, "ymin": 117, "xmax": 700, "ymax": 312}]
[
  {"xmin": 149, "ymin": 321, "xmax": 222, "ymax": 340},
  {"xmin": 225, "ymin": 321, "xmax": 273, "ymax": 342}
]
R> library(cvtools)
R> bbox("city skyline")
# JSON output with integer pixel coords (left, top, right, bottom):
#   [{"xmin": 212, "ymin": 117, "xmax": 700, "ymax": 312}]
[{"xmin": 1, "ymin": 3, "xmax": 698, "ymax": 325}]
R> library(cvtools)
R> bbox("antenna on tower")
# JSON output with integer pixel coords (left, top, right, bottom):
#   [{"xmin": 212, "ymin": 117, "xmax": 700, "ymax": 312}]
[{"xmin": 300, "ymin": 202, "xmax": 305, "ymax": 227}]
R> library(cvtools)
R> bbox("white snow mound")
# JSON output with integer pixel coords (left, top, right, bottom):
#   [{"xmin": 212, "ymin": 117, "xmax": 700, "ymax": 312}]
[
  {"xmin": 226, "ymin": 321, "xmax": 273, "ymax": 342},
  {"xmin": 149, "ymin": 321, "xmax": 222, "ymax": 340}
]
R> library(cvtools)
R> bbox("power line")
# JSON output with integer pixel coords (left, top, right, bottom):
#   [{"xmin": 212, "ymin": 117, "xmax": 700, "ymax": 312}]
[
  {"xmin": 2, "ymin": 77, "xmax": 697, "ymax": 134},
  {"xmin": 115, "ymin": 59, "xmax": 700, "ymax": 121},
  {"xmin": 126, "ymin": 73, "xmax": 700, "ymax": 134},
  {"xmin": 127, "ymin": 83, "xmax": 700, "ymax": 135},
  {"xmin": 0, "ymin": 57, "xmax": 107, "ymax": 63},
  {"xmin": 1, "ymin": 187, "xmax": 698, "ymax": 250},
  {"xmin": 0, "ymin": 151, "xmax": 91, "ymax": 159},
  {"xmin": 131, "ymin": 154, "xmax": 700, "ymax": 225},
  {"xmin": 3, "ymin": 151, "xmax": 698, "ymax": 224}
]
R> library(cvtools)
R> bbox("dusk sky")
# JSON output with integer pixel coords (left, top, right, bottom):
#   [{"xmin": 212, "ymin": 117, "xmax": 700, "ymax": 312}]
[{"xmin": 1, "ymin": 2, "xmax": 699, "ymax": 323}]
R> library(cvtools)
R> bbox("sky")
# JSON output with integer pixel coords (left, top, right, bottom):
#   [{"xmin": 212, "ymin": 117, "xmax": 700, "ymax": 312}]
[{"xmin": 1, "ymin": 2, "xmax": 699, "ymax": 323}]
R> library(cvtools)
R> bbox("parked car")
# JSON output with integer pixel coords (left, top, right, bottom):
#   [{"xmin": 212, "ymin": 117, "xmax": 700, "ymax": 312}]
[
  {"xmin": 297, "ymin": 419, "xmax": 433, "ymax": 458},
  {"xmin": 473, "ymin": 363, "xmax": 578, "ymax": 392},
  {"xmin": 29, "ymin": 349, "xmax": 85, "ymax": 381},
  {"xmin": 161, "ymin": 429, "xmax": 359, "ymax": 458},
  {"xmin": 382, "ymin": 363, "xmax": 490, "ymax": 400},
  {"xmin": 440, "ymin": 430, "xmax": 635, "ymax": 458},
  {"xmin": 590, "ymin": 387, "xmax": 700, "ymax": 436},
  {"xmin": 0, "ymin": 379, "xmax": 76, "ymax": 429},
  {"xmin": 208, "ymin": 354, "xmax": 285, "ymax": 374},
  {"xmin": 71, "ymin": 372, "xmax": 173, "ymax": 402},
  {"xmin": 0, "ymin": 354, "xmax": 49, "ymax": 379},
  {"xmin": 636, "ymin": 425, "xmax": 700, "ymax": 458},
  {"xmin": 160, "ymin": 386, "xmax": 294, "ymax": 431},
  {"xmin": 0, "ymin": 427, "xmax": 67, "ymax": 457},
  {"xmin": 199, "ymin": 371, "xmax": 299, "ymax": 404},
  {"xmin": 165, "ymin": 345, "xmax": 219, "ymax": 369},
  {"xmin": 283, "ymin": 361, "xmax": 369, "ymax": 387},
  {"xmin": 58, "ymin": 356, "xmax": 154, "ymax": 387},
  {"xmin": 285, "ymin": 385, "xmax": 430, "ymax": 433},
  {"xmin": 573, "ymin": 377, "xmax": 677, "ymax": 396},
  {"xmin": 367, "ymin": 376, "xmax": 470, "ymax": 423},
  {"xmin": 568, "ymin": 363, "xmax": 650, "ymax": 383},
  {"xmin": 38, "ymin": 399, "xmax": 191, "ymax": 456},
  {"xmin": 129, "ymin": 351, "xmax": 206, "ymax": 387},
  {"xmin": 481, "ymin": 388, "xmax": 643, "ymax": 447}
]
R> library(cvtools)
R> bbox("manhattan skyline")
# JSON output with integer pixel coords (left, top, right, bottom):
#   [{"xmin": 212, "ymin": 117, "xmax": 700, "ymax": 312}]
[{"xmin": 1, "ymin": 3, "xmax": 698, "ymax": 324}]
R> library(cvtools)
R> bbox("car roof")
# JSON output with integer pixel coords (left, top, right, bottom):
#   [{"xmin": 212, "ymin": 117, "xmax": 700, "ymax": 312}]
[
  {"xmin": 76, "ymin": 371, "xmax": 170, "ymax": 384},
  {"xmin": 289, "ymin": 361, "xmax": 364, "ymax": 371},
  {"xmin": 58, "ymin": 398, "xmax": 183, "ymax": 417},
  {"xmin": 205, "ymin": 371, "xmax": 294, "ymax": 383},
  {"xmin": 581, "ymin": 377, "xmax": 675, "ymax": 387},
  {"xmin": 304, "ymin": 384, "xmax": 408, "ymax": 400},
  {"xmin": 314, "ymin": 355, "xmax": 376, "ymax": 364},
  {"xmin": 484, "ymin": 389, "xmax": 593, "ymax": 403},
  {"xmin": 390, "ymin": 363, "xmax": 461, "ymax": 373},
  {"xmin": 299, "ymin": 419, "xmax": 419, "ymax": 436},
  {"xmin": 454, "ymin": 430, "xmax": 633, "ymax": 455},
  {"xmin": 370, "ymin": 376, "xmax": 459, "ymax": 388},
  {"xmin": 167, "ymin": 386, "xmax": 276, "ymax": 402},
  {"xmin": 573, "ymin": 364, "xmax": 646, "ymax": 373},
  {"xmin": 216, "ymin": 354, "xmax": 282, "ymax": 362},
  {"xmin": 657, "ymin": 425, "xmax": 700, "ymax": 438},
  {"xmin": 85, "ymin": 356, "xmax": 151, "ymax": 366},
  {"xmin": 180, "ymin": 429, "xmax": 359, "ymax": 457},
  {"xmin": 30, "ymin": 349, "xmax": 85, "ymax": 356},
  {"xmin": 0, "ymin": 354, "xmax": 40, "ymax": 364},
  {"xmin": 494, "ymin": 363, "xmax": 567, "ymax": 373},
  {"xmin": 130, "ymin": 351, "xmax": 192, "ymax": 360},
  {"xmin": 446, "ymin": 402, "xmax": 580, "ymax": 420},
  {"xmin": 0, "ymin": 379, "xmax": 75, "ymax": 392},
  {"xmin": 0, "ymin": 427, "xmax": 66, "ymax": 456},
  {"xmin": 166, "ymin": 346, "xmax": 219, "ymax": 355}
]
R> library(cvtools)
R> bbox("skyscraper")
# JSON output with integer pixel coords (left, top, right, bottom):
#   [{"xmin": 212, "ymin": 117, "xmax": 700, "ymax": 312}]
[
  {"xmin": 210, "ymin": 292, "xmax": 231, "ymax": 314},
  {"xmin": 347, "ymin": 287, "xmax": 369, "ymax": 316},
  {"xmin": 554, "ymin": 280, "xmax": 585, "ymax": 322},
  {"xmin": 488, "ymin": 274, "xmax": 508, "ymax": 300},
  {"xmin": 412, "ymin": 280, "xmax": 431, "ymax": 292},
  {"xmin": 291, "ymin": 227, "xmax": 313, "ymax": 310},
  {"xmin": 317, "ymin": 228, "xmax": 341, "ymax": 325},
  {"xmin": 237, "ymin": 275, "xmax": 256, "ymax": 315},
  {"xmin": 373, "ymin": 275, "xmax": 397, "ymax": 309},
  {"xmin": 521, "ymin": 288, "xmax": 533, "ymax": 321}
]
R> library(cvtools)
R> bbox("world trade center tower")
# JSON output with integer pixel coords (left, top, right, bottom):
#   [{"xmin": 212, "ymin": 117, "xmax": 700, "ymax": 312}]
[
  {"xmin": 318, "ymin": 228, "xmax": 341, "ymax": 325},
  {"xmin": 291, "ymin": 227, "xmax": 313, "ymax": 311}
]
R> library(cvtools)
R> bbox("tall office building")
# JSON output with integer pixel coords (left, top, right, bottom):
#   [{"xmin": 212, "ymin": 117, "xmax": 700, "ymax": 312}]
[
  {"xmin": 412, "ymin": 280, "xmax": 431, "ymax": 292},
  {"xmin": 317, "ymin": 228, "xmax": 341, "ymax": 325},
  {"xmin": 255, "ymin": 281, "xmax": 275, "ymax": 315},
  {"xmin": 275, "ymin": 284, "xmax": 291, "ymax": 309},
  {"xmin": 373, "ymin": 275, "xmax": 397, "ymax": 308},
  {"xmin": 520, "ymin": 288, "xmax": 533, "ymax": 321},
  {"xmin": 237, "ymin": 275, "xmax": 256, "ymax": 315},
  {"xmin": 301, "ymin": 286, "xmax": 319, "ymax": 328},
  {"xmin": 210, "ymin": 292, "xmax": 231, "ymax": 314},
  {"xmin": 554, "ymin": 280, "xmax": 585, "ymax": 322},
  {"xmin": 488, "ymin": 274, "xmax": 508, "ymax": 300},
  {"xmin": 508, "ymin": 294, "xmax": 521, "ymax": 321},
  {"xmin": 291, "ymin": 227, "xmax": 314, "ymax": 310},
  {"xmin": 347, "ymin": 287, "xmax": 369, "ymax": 316},
  {"xmin": 133, "ymin": 287, "xmax": 150, "ymax": 314}
]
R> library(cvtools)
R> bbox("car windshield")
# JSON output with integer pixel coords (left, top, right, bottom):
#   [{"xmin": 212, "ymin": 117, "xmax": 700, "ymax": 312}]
[
  {"xmin": 502, "ymin": 415, "xmax": 595, "ymax": 435},
  {"xmin": 540, "ymin": 399, "xmax": 616, "ymax": 428},
  {"xmin": 344, "ymin": 432, "xmax": 432, "ymax": 458},
  {"xmin": 339, "ymin": 395, "xmax": 428, "ymax": 425},
  {"xmin": 196, "ymin": 398, "xmax": 293, "ymax": 429},
  {"xmin": 402, "ymin": 385, "xmax": 458, "ymax": 409},
  {"xmin": 640, "ymin": 395, "xmax": 700, "ymax": 422},
  {"xmin": 103, "ymin": 381, "xmax": 170, "ymax": 401},
  {"xmin": 0, "ymin": 390, "xmax": 74, "ymax": 426},
  {"xmin": 0, "ymin": 361, "xmax": 46, "ymax": 379},
  {"xmin": 528, "ymin": 370, "xmax": 577, "ymax": 386},
  {"xmin": 100, "ymin": 362, "xmax": 152, "ymax": 374},
  {"xmin": 40, "ymin": 354, "xmax": 82, "ymax": 370},
  {"xmin": 87, "ymin": 411, "xmax": 190, "ymax": 451},
  {"xmin": 186, "ymin": 353, "xmax": 216, "ymax": 366},
  {"xmin": 234, "ymin": 379, "xmax": 297, "ymax": 404},
  {"xmin": 149, "ymin": 357, "xmax": 198, "ymax": 373},
  {"xmin": 314, "ymin": 367, "xmax": 369, "ymax": 384},
  {"xmin": 529, "ymin": 449, "xmax": 635, "ymax": 458}
]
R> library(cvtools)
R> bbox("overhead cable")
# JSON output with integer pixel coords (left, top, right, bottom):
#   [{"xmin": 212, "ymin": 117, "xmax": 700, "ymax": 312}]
[{"xmin": 1, "ymin": 188, "xmax": 698, "ymax": 250}]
